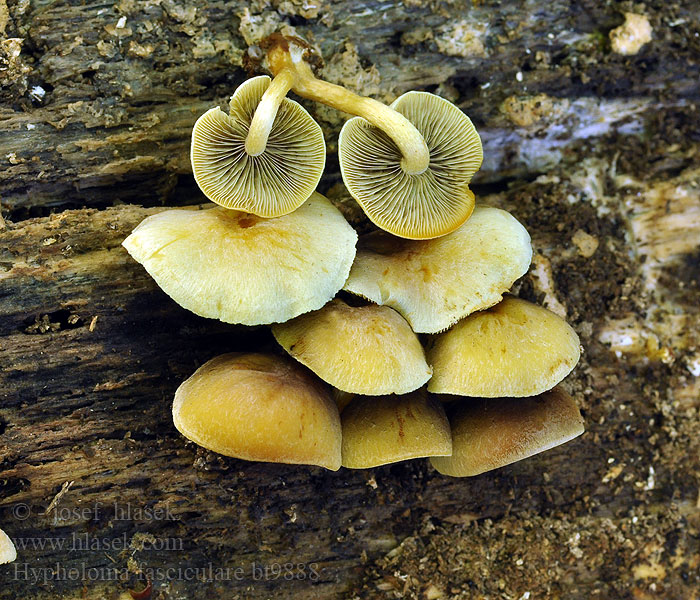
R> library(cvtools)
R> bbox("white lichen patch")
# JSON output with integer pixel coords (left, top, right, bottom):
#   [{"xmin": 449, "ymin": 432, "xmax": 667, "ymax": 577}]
[
  {"xmin": 686, "ymin": 353, "xmax": 700, "ymax": 378},
  {"xmin": 610, "ymin": 13, "xmax": 652, "ymax": 56},
  {"xmin": 529, "ymin": 253, "xmax": 567, "ymax": 318},
  {"xmin": 597, "ymin": 315, "xmax": 675, "ymax": 365},
  {"xmin": 572, "ymin": 229, "xmax": 599, "ymax": 258},
  {"xmin": 276, "ymin": 0, "xmax": 331, "ymax": 22},
  {"xmin": 481, "ymin": 98, "xmax": 653, "ymax": 181},
  {"xmin": 237, "ymin": 8, "xmax": 294, "ymax": 46},
  {"xmin": 435, "ymin": 19, "xmax": 488, "ymax": 58},
  {"xmin": 626, "ymin": 169, "xmax": 700, "ymax": 266}
]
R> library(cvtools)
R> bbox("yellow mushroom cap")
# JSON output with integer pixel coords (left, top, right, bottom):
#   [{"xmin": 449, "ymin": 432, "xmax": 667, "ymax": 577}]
[
  {"xmin": 122, "ymin": 192, "xmax": 357, "ymax": 325},
  {"xmin": 172, "ymin": 353, "xmax": 342, "ymax": 470},
  {"xmin": 427, "ymin": 297, "xmax": 581, "ymax": 397},
  {"xmin": 339, "ymin": 91, "xmax": 482, "ymax": 239},
  {"xmin": 343, "ymin": 206, "xmax": 532, "ymax": 334},
  {"xmin": 272, "ymin": 299, "xmax": 432, "ymax": 395},
  {"xmin": 341, "ymin": 391, "xmax": 452, "ymax": 468},
  {"xmin": 430, "ymin": 387, "xmax": 584, "ymax": 476},
  {"xmin": 191, "ymin": 76, "xmax": 326, "ymax": 218},
  {"xmin": 0, "ymin": 528, "xmax": 17, "ymax": 564}
]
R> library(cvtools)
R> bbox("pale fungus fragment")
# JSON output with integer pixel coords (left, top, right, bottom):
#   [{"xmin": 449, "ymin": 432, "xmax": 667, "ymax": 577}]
[
  {"xmin": 430, "ymin": 387, "xmax": 584, "ymax": 477},
  {"xmin": 172, "ymin": 353, "xmax": 342, "ymax": 470},
  {"xmin": 122, "ymin": 192, "xmax": 357, "ymax": 326},
  {"xmin": 610, "ymin": 13, "xmax": 652, "ymax": 56},
  {"xmin": 341, "ymin": 391, "xmax": 452, "ymax": 469},
  {"xmin": 272, "ymin": 299, "xmax": 432, "ymax": 395},
  {"xmin": 0, "ymin": 528, "xmax": 17, "ymax": 564},
  {"xmin": 427, "ymin": 297, "xmax": 581, "ymax": 397},
  {"xmin": 343, "ymin": 206, "xmax": 532, "ymax": 334},
  {"xmin": 191, "ymin": 75, "xmax": 325, "ymax": 217}
]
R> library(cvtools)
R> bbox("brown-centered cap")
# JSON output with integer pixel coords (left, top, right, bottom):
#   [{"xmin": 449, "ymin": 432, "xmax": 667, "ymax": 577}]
[
  {"xmin": 122, "ymin": 192, "xmax": 357, "ymax": 326},
  {"xmin": 427, "ymin": 297, "xmax": 581, "ymax": 397},
  {"xmin": 172, "ymin": 353, "xmax": 342, "ymax": 470},
  {"xmin": 272, "ymin": 299, "xmax": 432, "ymax": 395},
  {"xmin": 0, "ymin": 528, "xmax": 17, "ymax": 564},
  {"xmin": 339, "ymin": 91, "xmax": 482, "ymax": 239},
  {"xmin": 430, "ymin": 387, "xmax": 584, "ymax": 476},
  {"xmin": 343, "ymin": 206, "xmax": 532, "ymax": 334},
  {"xmin": 341, "ymin": 391, "xmax": 452, "ymax": 468},
  {"xmin": 191, "ymin": 76, "xmax": 325, "ymax": 218}
]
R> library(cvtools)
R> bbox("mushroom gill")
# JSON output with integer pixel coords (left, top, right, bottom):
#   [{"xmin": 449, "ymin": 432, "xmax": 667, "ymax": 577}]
[
  {"xmin": 191, "ymin": 75, "xmax": 325, "ymax": 218},
  {"xmin": 339, "ymin": 91, "xmax": 483, "ymax": 239}
]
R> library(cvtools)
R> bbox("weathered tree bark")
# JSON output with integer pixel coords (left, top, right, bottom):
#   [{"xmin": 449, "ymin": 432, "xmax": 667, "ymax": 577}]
[{"xmin": 1, "ymin": 0, "xmax": 699, "ymax": 598}]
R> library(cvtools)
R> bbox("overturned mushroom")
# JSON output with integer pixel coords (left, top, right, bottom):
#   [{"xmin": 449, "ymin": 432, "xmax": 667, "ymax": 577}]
[
  {"xmin": 272, "ymin": 299, "xmax": 432, "ymax": 395},
  {"xmin": 340, "ymin": 91, "xmax": 483, "ymax": 239},
  {"xmin": 0, "ymin": 528, "xmax": 16, "ymax": 564},
  {"xmin": 430, "ymin": 387, "xmax": 584, "ymax": 477},
  {"xmin": 191, "ymin": 75, "xmax": 325, "ymax": 217},
  {"xmin": 344, "ymin": 206, "xmax": 532, "ymax": 333},
  {"xmin": 259, "ymin": 34, "xmax": 482, "ymax": 238},
  {"xmin": 122, "ymin": 192, "xmax": 357, "ymax": 325},
  {"xmin": 341, "ymin": 391, "xmax": 452, "ymax": 468},
  {"xmin": 173, "ymin": 353, "xmax": 342, "ymax": 470},
  {"xmin": 427, "ymin": 297, "xmax": 580, "ymax": 397}
]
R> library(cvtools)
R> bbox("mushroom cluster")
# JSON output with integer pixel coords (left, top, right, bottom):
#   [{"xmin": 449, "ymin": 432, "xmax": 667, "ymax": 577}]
[{"xmin": 123, "ymin": 33, "xmax": 584, "ymax": 476}]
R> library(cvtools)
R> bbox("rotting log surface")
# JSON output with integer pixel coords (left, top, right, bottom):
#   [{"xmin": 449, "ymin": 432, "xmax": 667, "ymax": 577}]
[{"xmin": 1, "ymin": 0, "xmax": 699, "ymax": 599}]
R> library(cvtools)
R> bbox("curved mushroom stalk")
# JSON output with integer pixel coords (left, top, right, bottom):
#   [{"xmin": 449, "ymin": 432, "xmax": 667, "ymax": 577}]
[
  {"xmin": 340, "ymin": 92, "xmax": 483, "ymax": 239},
  {"xmin": 262, "ymin": 35, "xmax": 431, "ymax": 177},
  {"xmin": 259, "ymin": 34, "xmax": 483, "ymax": 239},
  {"xmin": 191, "ymin": 75, "xmax": 325, "ymax": 218}
]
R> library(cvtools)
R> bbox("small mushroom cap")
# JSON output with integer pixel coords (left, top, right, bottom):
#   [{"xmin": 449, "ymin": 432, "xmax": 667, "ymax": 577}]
[
  {"xmin": 122, "ymin": 192, "xmax": 357, "ymax": 325},
  {"xmin": 343, "ymin": 206, "xmax": 532, "ymax": 333},
  {"xmin": 339, "ymin": 91, "xmax": 482, "ymax": 239},
  {"xmin": 341, "ymin": 391, "xmax": 452, "ymax": 468},
  {"xmin": 430, "ymin": 387, "xmax": 584, "ymax": 477},
  {"xmin": 427, "ymin": 297, "xmax": 581, "ymax": 397},
  {"xmin": 172, "ymin": 353, "xmax": 342, "ymax": 470},
  {"xmin": 272, "ymin": 299, "xmax": 432, "ymax": 395},
  {"xmin": 191, "ymin": 75, "xmax": 325, "ymax": 218},
  {"xmin": 0, "ymin": 528, "xmax": 17, "ymax": 564}
]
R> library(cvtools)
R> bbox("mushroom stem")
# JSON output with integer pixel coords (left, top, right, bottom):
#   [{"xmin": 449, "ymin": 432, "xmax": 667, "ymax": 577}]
[
  {"xmin": 244, "ymin": 69, "xmax": 296, "ymax": 156},
  {"xmin": 266, "ymin": 41, "xmax": 430, "ymax": 175}
]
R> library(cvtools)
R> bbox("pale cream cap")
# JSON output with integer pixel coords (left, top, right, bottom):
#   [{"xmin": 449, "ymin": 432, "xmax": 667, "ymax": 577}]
[
  {"xmin": 344, "ymin": 206, "xmax": 532, "ymax": 333},
  {"xmin": 122, "ymin": 193, "xmax": 357, "ymax": 325}
]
